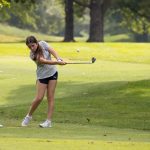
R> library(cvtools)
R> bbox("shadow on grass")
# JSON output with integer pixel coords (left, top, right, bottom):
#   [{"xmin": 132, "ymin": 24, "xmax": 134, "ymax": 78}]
[
  {"xmin": 1, "ymin": 79, "xmax": 150, "ymax": 130},
  {"xmin": 1, "ymin": 84, "xmax": 35, "ymax": 107}
]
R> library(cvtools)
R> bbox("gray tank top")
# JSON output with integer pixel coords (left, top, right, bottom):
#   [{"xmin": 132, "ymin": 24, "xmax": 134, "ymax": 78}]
[{"xmin": 30, "ymin": 41, "xmax": 57, "ymax": 79}]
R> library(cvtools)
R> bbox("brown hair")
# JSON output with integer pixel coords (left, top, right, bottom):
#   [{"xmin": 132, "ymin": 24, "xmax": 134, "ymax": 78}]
[{"xmin": 26, "ymin": 36, "xmax": 43, "ymax": 61}]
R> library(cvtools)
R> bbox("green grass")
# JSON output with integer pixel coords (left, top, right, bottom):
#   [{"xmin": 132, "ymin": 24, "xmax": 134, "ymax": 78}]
[
  {"xmin": 0, "ymin": 23, "xmax": 63, "ymax": 42},
  {"xmin": 0, "ymin": 137, "xmax": 149, "ymax": 150},
  {"xmin": 104, "ymin": 34, "xmax": 133, "ymax": 42},
  {"xmin": 1, "ymin": 42, "xmax": 150, "ymax": 64},
  {"xmin": 0, "ymin": 23, "xmax": 132, "ymax": 42},
  {"xmin": 0, "ymin": 42, "xmax": 150, "ymax": 149}
]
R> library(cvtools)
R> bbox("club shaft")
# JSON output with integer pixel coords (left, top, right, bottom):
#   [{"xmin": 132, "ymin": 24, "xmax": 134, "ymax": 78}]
[{"xmin": 67, "ymin": 62, "xmax": 92, "ymax": 64}]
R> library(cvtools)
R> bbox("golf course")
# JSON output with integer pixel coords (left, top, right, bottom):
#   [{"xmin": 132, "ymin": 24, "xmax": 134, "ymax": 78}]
[{"xmin": 0, "ymin": 42, "xmax": 150, "ymax": 150}]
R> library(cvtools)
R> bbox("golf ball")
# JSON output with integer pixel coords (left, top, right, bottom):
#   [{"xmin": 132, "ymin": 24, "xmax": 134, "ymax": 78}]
[
  {"xmin": 76, "ymin": 49, "xmax": 80, "ymax": 52},
  {"xmin": 0, "ymin": 124, "xmax": 3, "ymax": 128}
]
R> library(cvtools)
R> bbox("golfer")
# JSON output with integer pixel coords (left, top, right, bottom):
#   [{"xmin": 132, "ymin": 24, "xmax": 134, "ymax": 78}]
[{"xmin": 21, "ymin": 36, "xmax": 66, "ymax": 128}]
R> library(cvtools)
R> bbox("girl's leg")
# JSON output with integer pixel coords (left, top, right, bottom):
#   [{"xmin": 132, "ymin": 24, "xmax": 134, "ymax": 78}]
[
  {"xmin": 28, "ymin": 80, "xmax": 47, "ymax": 116},
  {"xmin": 47, "ymin": 80, "xmax": 57, "ymax": 120},
  {"xmin": 22, "ymin": 81, "xmax": 47, "ymax": 126}
]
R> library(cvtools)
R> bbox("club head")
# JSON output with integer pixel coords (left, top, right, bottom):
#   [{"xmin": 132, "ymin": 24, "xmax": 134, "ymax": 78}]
[
  {"xmin": 66, "ymin": 57, "xmax": 96, "ymax": 64},
  {"xmin": 92, "ymin": 57, "xmax": 96, "ymax": 63}
]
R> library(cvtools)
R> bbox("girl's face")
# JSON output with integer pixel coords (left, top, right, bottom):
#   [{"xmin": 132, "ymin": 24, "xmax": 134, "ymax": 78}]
[{"xmin": 27, "ymin": 43, "xmax": 38, "ymax": 52}]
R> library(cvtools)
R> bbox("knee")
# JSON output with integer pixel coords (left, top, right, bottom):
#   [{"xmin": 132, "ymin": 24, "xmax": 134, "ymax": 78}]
[{"xmin": 35, "ymin": 96, "xmax": 43, "ymax": 102}]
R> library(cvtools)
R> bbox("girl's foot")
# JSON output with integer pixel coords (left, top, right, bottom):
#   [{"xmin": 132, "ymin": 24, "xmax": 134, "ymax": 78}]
[
  {"xmin": 21, "ymin": 115, "xmax": 32, "ymax": 126},
  {"xmin": 39, "ymin": 120, "xmax": 51, "ymax": 128}
]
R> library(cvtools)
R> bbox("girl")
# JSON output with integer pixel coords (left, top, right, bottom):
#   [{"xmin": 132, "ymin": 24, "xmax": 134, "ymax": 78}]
[{"xmin": 21, "ymin": 36, "xmax": 66, "ymax": 128}]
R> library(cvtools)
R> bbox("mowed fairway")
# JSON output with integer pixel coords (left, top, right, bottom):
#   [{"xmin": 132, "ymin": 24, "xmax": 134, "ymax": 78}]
[
  {"xmin": 0, "ymin": 138, "xmax": 150, "ymax": 150},
  {"xmin": 0, "ymin": 43, "xmax": 150, "ymax": 150}
]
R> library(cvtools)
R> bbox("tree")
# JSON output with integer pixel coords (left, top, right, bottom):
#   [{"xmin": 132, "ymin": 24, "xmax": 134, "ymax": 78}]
[
  {"xmin": 0, "ymin": 0, "xmax": 37, "ymax": 30},
  {"xmin": 113, "ymin": 0, "xmax": 150, "ymax": 42},
  {"xmin": 0, "ymin": 0, "xmax": 10, "ymax": 7},
  {"xmin": 35, "ymin": 0, "xmax": 64, "ymax": 35},
  {"xmin": 0, "ymin": 0, "xmax": 65, "ymax": 35},
  {"xmin": 64, "ymin": 0, "xmax": 74, "ymax": 42},
  {"xmin": 74, "ymin": 0, "xmax": 111, "ymax": 42}
]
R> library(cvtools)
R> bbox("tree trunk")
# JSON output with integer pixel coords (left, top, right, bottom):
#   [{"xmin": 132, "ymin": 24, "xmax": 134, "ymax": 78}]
[
  {"xmin": 133, "ymin": 22, "xmax": 149, "ymax": 42},
  {"xmin": 87, "ymin": 0, "xmax": 104, "ymax": 42},
  {"xmin": 64, "ymin": 0, "xmax": 74, "ymax": 42},
  {"xmin": 134, "ymin": 33, "xmax": 148, "ymax": 42}
]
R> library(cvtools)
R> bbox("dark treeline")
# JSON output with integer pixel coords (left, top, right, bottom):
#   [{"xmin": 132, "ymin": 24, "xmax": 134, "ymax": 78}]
[{"xmin": 1, "ymin": 0, "xmax": 150, "ymax": 42}]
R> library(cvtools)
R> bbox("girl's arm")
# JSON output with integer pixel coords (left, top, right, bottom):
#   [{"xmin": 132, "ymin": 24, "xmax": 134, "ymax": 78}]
[
  {"xmin": 48, "ymin": 47, "xmax": 62, "ymax": 61},
  {"xmin": 38, "ymin": 57, "xmax": 66, "ymax": 65}
]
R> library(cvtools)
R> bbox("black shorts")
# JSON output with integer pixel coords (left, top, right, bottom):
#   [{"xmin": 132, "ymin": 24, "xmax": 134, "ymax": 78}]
[{"xmin": 38, "ymin": 71, "xmax": 58, "ymax": 84}]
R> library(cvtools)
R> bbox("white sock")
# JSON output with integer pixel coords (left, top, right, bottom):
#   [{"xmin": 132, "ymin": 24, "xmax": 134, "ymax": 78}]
[
  {"xmin": 46, "ymin": 119, "xmax": 51, "ymax": 122},
  {"xmin": 27, "ymin": 114, "xmax": 32, "ymax": 118}
]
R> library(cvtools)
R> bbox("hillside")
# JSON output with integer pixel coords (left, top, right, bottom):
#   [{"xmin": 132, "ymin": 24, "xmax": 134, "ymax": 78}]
[
  {"xmin": 0, "ymin": 23, "xmax": 63, "ymax": 42},
  {"xmin": 0, "ymin": 23, "xmax": 132, "ymax": 42}
]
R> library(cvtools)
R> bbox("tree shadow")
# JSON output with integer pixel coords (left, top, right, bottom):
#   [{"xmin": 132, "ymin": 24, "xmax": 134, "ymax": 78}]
[
  {"xmin": 1, "ymin": 79, "xmax": 150, "ymax": 130},
  {"xmin": 1, "ymin": 84, "xmax": 35, "ymax": 107}
]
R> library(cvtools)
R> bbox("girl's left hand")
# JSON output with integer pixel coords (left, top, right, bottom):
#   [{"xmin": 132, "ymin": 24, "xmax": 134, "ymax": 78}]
[{"xmin": 57, "ymin": 58, "xmax": 63, "ymax": 61}]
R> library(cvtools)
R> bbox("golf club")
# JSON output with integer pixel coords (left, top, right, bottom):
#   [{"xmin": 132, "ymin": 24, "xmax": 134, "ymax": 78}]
[{"xmin": 67, "ymin": 57, "xmax": 96, "ymax": 64}]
